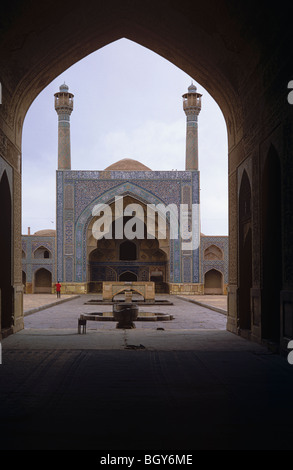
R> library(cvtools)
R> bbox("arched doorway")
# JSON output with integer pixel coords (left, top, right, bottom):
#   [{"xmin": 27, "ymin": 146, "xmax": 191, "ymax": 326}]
[
  {"xmin": 261, "ymin": 146, "xmax": 282, "ymax": 344},
  {"xmin": 150, "ymin": 270, "xmax": 164, "ymax": 283},
  {"xmin": 0, "ymin": 2, "xmax": 291, "ymax": 349},
  {"xmin": 87, "ymin": 195, "xmax": 169, "ymax": 290},
  {"xmin": 119, "ymin": 271, "xmax": 138, "ymax": 282},
  {"xmin": 238, "ymin": 170, "xmax": 252, "ymax": 331},
  {"xmin": 204, "ymin": 269, "xmax": 223, "ymax": 294},
  {"xmin": 119, "ymin": 241, "xmax": 137, "ymax": 261},
  {"xmin": 34, "ymin": 268, "xmax": 52, "ymax": 294},
  {"xmin": 0, "ymin": 171, "xmax": 13, "ymax": 331}
]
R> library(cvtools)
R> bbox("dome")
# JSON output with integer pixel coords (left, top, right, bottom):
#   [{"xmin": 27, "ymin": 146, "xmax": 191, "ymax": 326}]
[
  {"xmin": 188, "ymin": 82, "xmax": 197, "ymax": 93},
  {"xmin": 59, "ymin": 83, "xmax": 69, "ymax": 92},
  {"xmin": 104, "ymin": 158, "xmax": 152, "ymax": 171},
  {"xmin": 33, "ymin": 229, "xmax": 56, "ymax": 237}
]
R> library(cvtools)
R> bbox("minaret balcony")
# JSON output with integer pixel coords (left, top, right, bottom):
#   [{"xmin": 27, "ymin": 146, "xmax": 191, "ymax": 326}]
[
  {"xmin": 183, "ymin": 96, "xmax": 202, "ymax": 111},
  {"xmin": 54, "ymin": 95, "xmax": 74, "ymax": 110}
]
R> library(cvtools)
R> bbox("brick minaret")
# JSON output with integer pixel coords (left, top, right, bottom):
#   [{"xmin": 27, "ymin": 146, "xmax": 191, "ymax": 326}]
[
  {"xmin": 182, "ymin": 83, "xmax": 202, "ymax": 170},
  {"xmin": 54, "ymin": 83, "xmax": 74, "ymax": 170}
]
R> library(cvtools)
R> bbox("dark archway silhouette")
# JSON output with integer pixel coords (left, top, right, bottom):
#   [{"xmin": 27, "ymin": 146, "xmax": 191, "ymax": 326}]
[
  {"xmin": 22, "ymin": 271, "xmax": 26, "ymax": 294},
  {"xmin": 261, "ymin": 146, "xmax": 282, "ymax": 343},
  {"xmin": 34, "ymin": 268, "xmax": 52, "ymax": 293},
  {"xmin": 204, "ymin": 269, "xmax": 223, "ymax": 294},
  {"xmin": 238, "ymin": 170, "xmax": 252, "ymax": 331},
  {"xmin": 119, "ymin": 241, "xmax": 137, "ymax": 261},
  {"xmin": 0, "ymin": 0, "xmax": 293, "ymax": 454},
  {"xmin": 150, "ymin": 272, "xmax": 164, "ymax": 283},
  {"xmin": 0, "ymin": 171, "xmax": 13, "ymax": 331},
  {"xmin": 0, "ymin": 1, "xmax": 291, "ymax": 350},
  {"xmin": 119, "ymin": 271, "xmax": 137, "ymax": 282}
]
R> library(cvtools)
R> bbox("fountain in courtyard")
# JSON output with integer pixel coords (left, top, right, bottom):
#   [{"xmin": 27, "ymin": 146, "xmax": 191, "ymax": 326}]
[
  {"xmin": 112, "ymin": 301, "xmax": 139, "ymax": 329},
  {"xmin": 84, "ymin": 281, "xmax": 173, "ymax": 305},
  {"xmin": 79, "ymin": 285, "xmax": 173, "ymax": 332}
]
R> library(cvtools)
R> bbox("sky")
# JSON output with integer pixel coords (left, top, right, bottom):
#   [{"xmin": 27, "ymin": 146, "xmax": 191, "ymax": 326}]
[{"xmin": 21, "ymin": 38, "xmax": 228, "ymax": 236}]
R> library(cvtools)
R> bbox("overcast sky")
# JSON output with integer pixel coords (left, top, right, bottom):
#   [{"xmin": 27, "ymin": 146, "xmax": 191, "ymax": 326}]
[{"xmin": 21, "ymin": 38, "xmax": 228, "ymax": 236}]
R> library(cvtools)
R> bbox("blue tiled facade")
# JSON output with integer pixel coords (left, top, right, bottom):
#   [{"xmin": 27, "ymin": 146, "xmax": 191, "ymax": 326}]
[
  {"xmin": 201, "ymin": 235, "xmax": 229, "ymax": 291},
  {"xmin": 56, "ymin": 169, "xmax": 200, "ymax": 285},
  {"xmin": 21, "ymin": 168, "xmax": 229, "ymax": 294},
  {"xmin": 21, "ymin": 84, "xmax": 228, "ymax": 295}
]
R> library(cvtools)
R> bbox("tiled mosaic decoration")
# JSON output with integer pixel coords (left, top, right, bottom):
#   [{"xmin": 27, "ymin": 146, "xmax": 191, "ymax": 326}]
[
  {"xmin": 22, "ymin": 235, "xmax": 56, "ymax": 283},
  {"xmin": 56, "ymin": 169, "xmax": 200, "ymax": 284},
  {"xmin": 21, "ymin": 168, "xmax": 228, "ymax": 290},
  {"xmin": 200, "ymin": 235, "xmax": 229, "ymax": 284}
]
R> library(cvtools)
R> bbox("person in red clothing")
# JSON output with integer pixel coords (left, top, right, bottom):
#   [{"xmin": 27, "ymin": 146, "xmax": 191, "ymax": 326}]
[{"xmin": 55, "ymin": 281, "xmax": 61, "ymax": 298}]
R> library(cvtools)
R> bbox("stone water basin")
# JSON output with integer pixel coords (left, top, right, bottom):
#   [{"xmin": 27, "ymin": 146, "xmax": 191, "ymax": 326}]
[{"xmin": 81, "ymin": 311, "xmax": 174, "ymax": 322}]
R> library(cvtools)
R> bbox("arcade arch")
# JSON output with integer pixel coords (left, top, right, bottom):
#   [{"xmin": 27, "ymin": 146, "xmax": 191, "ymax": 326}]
[
  {"xmin": 238, "ymin": 170, "xmax": 252, "ymax": 332},
  {"xmin": 261, "ymin": 146, "xmax": 282, "ymax": 343},
  {"xmin": 34, "ymin": 268, "xmax": 52, "ymax": 294},
  {"xmin": 0, "ymin": 171, "xmax": 13, "ymax": 331},
  {"xmin": 204, "ymin": 269, "xmax": 223, "ymax": 295},
  {"xmin": 119, "ymin": 240, "xmax": 137, "ymax": 261},
  {"xmin": 0, "ymin": 2, "xmax": 291, "ymax": 352},
  {"xmin": 33, "ymin": 246, "xmax": 52, "ymax": 259},
  {"xmin": 119, "ymin": 271, "xmax": 138, "ymax": 282}
]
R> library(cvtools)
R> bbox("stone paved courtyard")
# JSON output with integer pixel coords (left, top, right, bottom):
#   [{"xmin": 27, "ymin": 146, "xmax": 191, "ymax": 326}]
[{"xmin": 23, "ymin": 294, "xmax": 227, "ymax": 331}]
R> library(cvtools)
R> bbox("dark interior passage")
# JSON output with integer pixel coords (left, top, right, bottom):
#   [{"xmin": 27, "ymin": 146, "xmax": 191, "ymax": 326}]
[
  {"xmin": 0, "ymin": 171, "xmax": 13, "ymax": 330},
  {"xmin": 261, "ymin": 147, "xmax": 282, "ymax": 343}
]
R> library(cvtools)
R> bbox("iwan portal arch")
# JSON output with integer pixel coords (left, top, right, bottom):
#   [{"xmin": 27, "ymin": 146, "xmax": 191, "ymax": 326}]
[
  {"xmin": 71, "ymin": 185, "xmax": 176, "ymax": 292},
  {"xmin": 0, "ymin": 1, "xmax": 292, "ymax": 354},
  {"xmin": 87, "ymin": 195, "xmax": 169, "ymax": 292}
]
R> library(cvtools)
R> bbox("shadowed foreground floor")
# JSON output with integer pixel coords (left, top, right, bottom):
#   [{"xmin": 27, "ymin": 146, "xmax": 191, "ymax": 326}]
[{"xmin": 1, "ymin": 296, "xmax": 293, "ymax": 450}]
